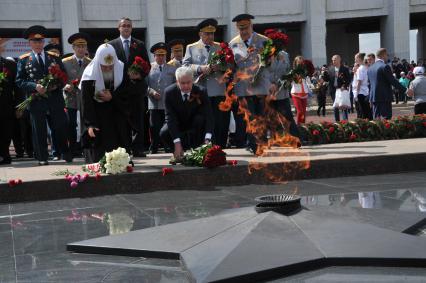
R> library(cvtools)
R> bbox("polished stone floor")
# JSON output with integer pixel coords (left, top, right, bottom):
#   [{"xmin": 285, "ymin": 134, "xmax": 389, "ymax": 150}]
[{"xmin": 0, "ymin": 171, "xmax": 425, "ymax": 282}]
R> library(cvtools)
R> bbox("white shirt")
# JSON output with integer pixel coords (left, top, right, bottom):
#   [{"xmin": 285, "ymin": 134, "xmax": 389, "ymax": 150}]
[
  {"xmin": 32, "ymin": 50, "xmax": 45, "ymax": 65},
  {"xmin": 355, "ymin": 65, "xmax": 369, "ymax": 96},
  {"xmin": 172, "ymin": 91, "xmax": 212, "ymax": 144},
  {"xmin": 120, "ymin": 35, "xmax": 132, "ymax": 48}
]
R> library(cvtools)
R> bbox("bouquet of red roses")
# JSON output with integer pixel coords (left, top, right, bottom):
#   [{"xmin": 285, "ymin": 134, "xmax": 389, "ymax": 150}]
[
  {"xmin": 182, "ymin": 143, "xmax": 226, "ymax": 168},
  {"xmin": 0, "ymin": 67, "xmax": 10, "ymax": 94},
  {"xmin": 208, "ymin": 42, "xmax": 235, "ymax": 72},
  {"xmin": 17, "ymin": 64, "xmax": 67, "ymax": 111},
  {"xmin": 251, "ymin": 29, "xmax": 289, "ymax": 84},
  {"xmin": 128, "ymin": 56, "xmax": 150, "ymax": 77}
]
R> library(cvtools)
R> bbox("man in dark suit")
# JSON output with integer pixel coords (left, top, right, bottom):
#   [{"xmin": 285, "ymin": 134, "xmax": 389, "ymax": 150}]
[
  {"xmin": 160, "ymin": 66, "xmax": 214, "ymax": 160},
  {"xmin": 325, "ymin": 54, "xmax": 351, "ymax": 121},
  {"xmin": 109, "ymin": 17, "xmax": 150, "ymax": 157},
  {"xmin": 367, "ymin": 48, "xmax": 413, "ymax": 119},
  {"xmin": 0, "ymin": 55, "xmax": 23, "ymax": 164},
  {"xmin": 16, "ymin": 25, "xmax": 72, "ymax": 165}
]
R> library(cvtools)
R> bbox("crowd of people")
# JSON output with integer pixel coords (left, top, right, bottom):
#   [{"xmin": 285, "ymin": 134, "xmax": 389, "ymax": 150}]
[{"xmin": 1, "ymin": 14, "xmax": 425, "ymax": 166}]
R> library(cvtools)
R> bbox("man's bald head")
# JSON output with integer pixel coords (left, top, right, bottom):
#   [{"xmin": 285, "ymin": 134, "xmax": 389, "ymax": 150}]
[{"xmin": 331, "ymin": 55, "xmax": 341, "ymax": 67}]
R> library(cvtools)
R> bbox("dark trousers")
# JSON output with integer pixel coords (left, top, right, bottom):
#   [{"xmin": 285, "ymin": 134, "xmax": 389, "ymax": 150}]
[
  {"xmin": 235, "ymin": 96, "xmax": 265, "ymax": 151},
  {"xmin": 231, "ymin": 99, "xmax": 247, "ymax": 148},
  {"xmin": 66, "ymin": 108, "xmax": 79, "ymax": 154},
  {"xmin": 149, "ymin": 109, "xmax": 165, "ymax": 151},
  {"xmin": 372, "ymin": 101, "xmax": 392, "ymax": 120},
  {"xmin": 0, "ymin": 115, "xmax": 13, "ymax": 161},
  {"xmin": 414, "ymin": 102, "xmax": 426, "ymax": 114},
  {"xmin": 271, "ymin": 98, "xmax": 300, "ymax": 139},
  {"xmin": 131, "ymin": 97, "xmax": 146, "ymax": 154},
  {"xmin": 330, "ymin": 90, "xmax": 341, "ymax": 121},
  {"xmin": 46, "ymin": 115, "xmax": 60, "ymax": 157},
  {"xmin": 357, "ymin": 95, "xmax": 373, "ymax": 120},
  {"xmin": 29, "ymin": 103, "xmax": 70, "ymax": 162},
  {"xmin": 160, "ymin": 114, "xmax": 205, "ymax": 151},
  {"xmin": 210, "ymin": 96, "xmax": 231, "ymax": 148},
  {"xmin": 317, "ymin": 94, "xmax": 326, "ymax": 116},
  {"xmin": 13, "ymin": 112, "xmax": 33, "ymax": 157}
]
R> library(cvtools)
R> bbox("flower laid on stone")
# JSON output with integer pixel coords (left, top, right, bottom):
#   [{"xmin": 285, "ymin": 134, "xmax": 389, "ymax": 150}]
[
  {"xmin": 128, "ymin": 56, "xmax": 150, "ymax": 77},
  {"xmin": 8, "ymin": 179, "xmax": 22, "ymax": 188},
  {"xmin": 298, "ymin": 114, "xmax": 426, "ymax": 145},
  {"xmin": 16, "ymin": 63, "xmax": 68, "ymax": 111},
  {"xmin": 83, "ymin": 147, "xmax": 131, "ymax": 175},
  {"xmin": 162, "ymin": 167, "xmax": 173, "ymax": 176},
  {"xmin": 227, "ymin": 160, "xmax": 238, "ymax": 166},
  {"xmin": 182, "ymin": 143, "xmax": 227, "ymax": 168},
  {"xmin": 65, "ymin": 173, "xmax": 89, "ymax": 189}
]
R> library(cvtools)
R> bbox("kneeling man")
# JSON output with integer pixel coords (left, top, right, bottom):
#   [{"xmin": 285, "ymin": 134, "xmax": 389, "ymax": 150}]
[{"xmin": 160, "ymin": 66, "xmax": 214, "ymax": 160}]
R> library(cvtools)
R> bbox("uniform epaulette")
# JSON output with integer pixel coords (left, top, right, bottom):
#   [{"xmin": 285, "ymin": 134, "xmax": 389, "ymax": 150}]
[
  {"xmin": 257, "ymin": 33, "xmax": 269, "ymax": 40},
  {"xmin": 85, "ymin": 56, "xmax": 92, "ymax": 62},
  {"xmin": 187, "ymin": 42, "xmax": 198, "ymax": 47},
  {"xmin": 47, "ymin": 51, "xmax": 59, "ymax": 57},
  {"xmin": 62, "ymin": 55, "xmax": 73, "ymax": 62},
  {"xmin": 19, "ymin": 52, "xmax": 31, "ymax": 59},
  {"xmin": 230, "ymin": 35, "xmax": 240, "ymax": 43},
  {"xmin": 167, "ymin": 60, "xmax": 174, "ymax": 65},
  {"xmin": 213, "ymin": 41, "xmax": 221, "ymax": 46}
]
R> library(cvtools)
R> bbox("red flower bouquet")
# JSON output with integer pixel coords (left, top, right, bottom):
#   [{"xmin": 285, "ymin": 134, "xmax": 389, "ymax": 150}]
[
  {"xmin": 208, "ymin": 42, "xmax": 235, "ymax": 72},
  {"xmin": 17, "ymin": 64, "xmax": 67, "ymax": 111},
  {"xmin": 128, "ymin": 56, "xmax": 150, "ymax": 77}
]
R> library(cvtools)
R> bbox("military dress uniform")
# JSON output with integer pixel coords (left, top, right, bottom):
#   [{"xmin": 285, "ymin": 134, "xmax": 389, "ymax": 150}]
[
  {"xmin": 183, "ymin": 19, "xmax": 229, "ymax": 148},
  {"xmin": 147, "ymin": 43, "xmax": 177, "ymax": 153},
  {"xmin": 269, "ymin": 50, "xmax": 300, "ymax": 139},
  {"xmin": 229, "ymin": 14, "xmax": 271, "ymax": 152},
  {"xmin": 16, "ymin": 26, "xmax": 72, "ymax": 165},
  {"xmin": 62, "ymin": 32, "xmax": 91, "ymax": 156}
]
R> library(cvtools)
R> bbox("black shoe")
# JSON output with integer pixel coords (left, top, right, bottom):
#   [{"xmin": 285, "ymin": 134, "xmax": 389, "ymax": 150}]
[
  {"xmin": 15, "ymin": 153, "xmax": 24, "ymax": 158},
  {"xmin": 38, "ymin": 161, "xmax": 49, "ymax": 166},
  {"xmin": 133, "ymin": 151, "xmax": 146, "ymax": 157},
  {"xmin": 0, "ymin": 157, "xmax": 12, "ymax": 165},
  {"xmin": 63, "ymin": 152, "xmax": 73, "ymax": 163}
]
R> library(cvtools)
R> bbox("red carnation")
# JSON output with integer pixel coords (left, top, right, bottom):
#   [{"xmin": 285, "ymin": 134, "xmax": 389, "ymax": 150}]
[
  {"xmin": 220, "ymin": 42, "xmax": 228, "ymax": 49},
  {"xmin": 349, "ymin": 134, "xmax": 357, "ymax": 141},
  {"xmin": 312, "ymin": 129, "xmax": 320, "ymax": 136},
  {"xmin": 328, "ymin": 127, "xmax": 335, "ymax": 134},
  {"xmin": 162, "ymin": 167, "xmax": 173, "ymax": 176},
  {"xmin": 95, "ymin": 173, "xmax": 101, "ymax": 181},
  {"xmin": 384, "ymin": 123, "xmax": 391, "ymax": 129},
  {"xmin": 126, "ymin": 165, "xmax": 133, "ymax": 173},
  {"xmin": 227, "ymin": 160, "xmax": 238, "ymax": 166},
  {"xmin": 8, "ymin": 179, "xmax": 16, "ymax": 187}
]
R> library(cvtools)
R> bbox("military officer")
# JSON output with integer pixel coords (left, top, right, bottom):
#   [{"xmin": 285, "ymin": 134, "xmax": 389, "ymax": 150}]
[
  {"xmin": 16, "ymin": 25, "xmax": 72, "ymax": 165},
  {"xmin": 44, "ymin": 43, "xmax": 61, "ymax": 56},
  {"xmin": 182, "ymin": 18, "xmax": 229, "ymax": 148},
  {"xmin": 147, "ymin": 42, "xmax": 177, "ymax": 154},
  {"xmin": 62, "ymin": 32, "xmax": 91, "ymax": 157},
  {"xmin": 167, "ymin": 39, "xmax": 185, "ymax": 68},
  {"xmin": 229, "ymin": 14, "xmax": 272, "ymax": 154}
]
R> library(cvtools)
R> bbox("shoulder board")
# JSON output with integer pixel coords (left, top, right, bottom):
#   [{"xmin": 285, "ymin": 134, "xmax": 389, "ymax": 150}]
[
  {"xmin": 213, "ymin": 41, "xmax": 220, "ymax": 45},
  {"xmin": 84, "ymin": 56, "xmax": 92, "ymax": 62},
  {"xmin": 19, "ymin": 52, "xmax": 31, "ymax": 60},
  {"xmin": 47, "ymin": 51, "xmax": 59, "ymax": 57},
  {"xmin": 230, "ymin": 35, "xmax": 241, "ymax": 43},
  {"xmin": 257, "ymin": 33, "xmax": 269, "ymax": 40},
  {"xmin": 166, "ymin": 61, "xmax": 176, "ymax": 67},
  {"xmin": 62, "ymin": 56, "xmax": 73, "ymax": 62},
  {"xmin": 187, "ymin": 42, "xmax": 198, "ymax": 48}
]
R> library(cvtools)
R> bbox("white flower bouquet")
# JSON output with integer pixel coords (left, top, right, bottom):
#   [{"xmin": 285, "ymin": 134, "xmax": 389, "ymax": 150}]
[{"xmin": 83, "ymin": 147, "xmax": 131, "ymax": 175}]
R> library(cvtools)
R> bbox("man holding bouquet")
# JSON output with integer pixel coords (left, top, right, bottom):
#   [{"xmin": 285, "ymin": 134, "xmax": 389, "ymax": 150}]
[
  {"xmin": 62, "ymin": 32, "xmax": 91, "ymax": 157},
  {"xmin": 183, "ymin": 18, "xmax": 229, "ymax": 148},
  {"xmin": 16, "ymin": 25, "xmax": 72, "ymax": 165}
]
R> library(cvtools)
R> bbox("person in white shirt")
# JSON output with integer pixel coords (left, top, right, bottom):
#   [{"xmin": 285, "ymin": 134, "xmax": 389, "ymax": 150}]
[{"xmin": 354, "ymin": 53, "xmax": 372, "ymax": 120}]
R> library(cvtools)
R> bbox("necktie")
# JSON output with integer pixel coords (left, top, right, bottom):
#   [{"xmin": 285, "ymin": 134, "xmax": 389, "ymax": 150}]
[
  {"xmin": 159, "ymin": 65, "xmax": 162, "ymax": 72},
  {"xmin": 183, "ymin": 93, "xmax": 188, "ymax": 102},
  {"xmin": 205, "ymin": 45, "xmax": 210, "ymax": 53},
  {"xmin": 37, "ymin": 53, "xmax": 45, "ymax": 70},
  {"xmin": 124, "ymin": 39, "xmax": 130, "ymax": 61},
  {"xmin": 244, "ymin": 40, "xmax": 249, "ymax": 48},
  {"xmin": 78, "ymin": 59, "xmax": 82, "ymax": 68}
]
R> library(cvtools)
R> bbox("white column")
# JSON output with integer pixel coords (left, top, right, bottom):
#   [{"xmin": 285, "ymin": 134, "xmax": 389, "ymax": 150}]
[
  {"xmin": 417, "ymin": 27, "xmax": 426, "ymax": 61},
  {"xmin": 59, "ymin": 0, "xmax": 80, "ymax": 54},
  {"xmin": 380, "ymin": 0, "xmax": 410, "ymax": 59},
  {"xmin": 301, "ymin": 0, "xmax": 326, "ymax": 66},
  {"xmin": 226, "ymin": 0, "xmax": 246, "ymax": 42},
  {"xmin": 145, "ymin": 0, "xmax": 165, "ymax": 60}
]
